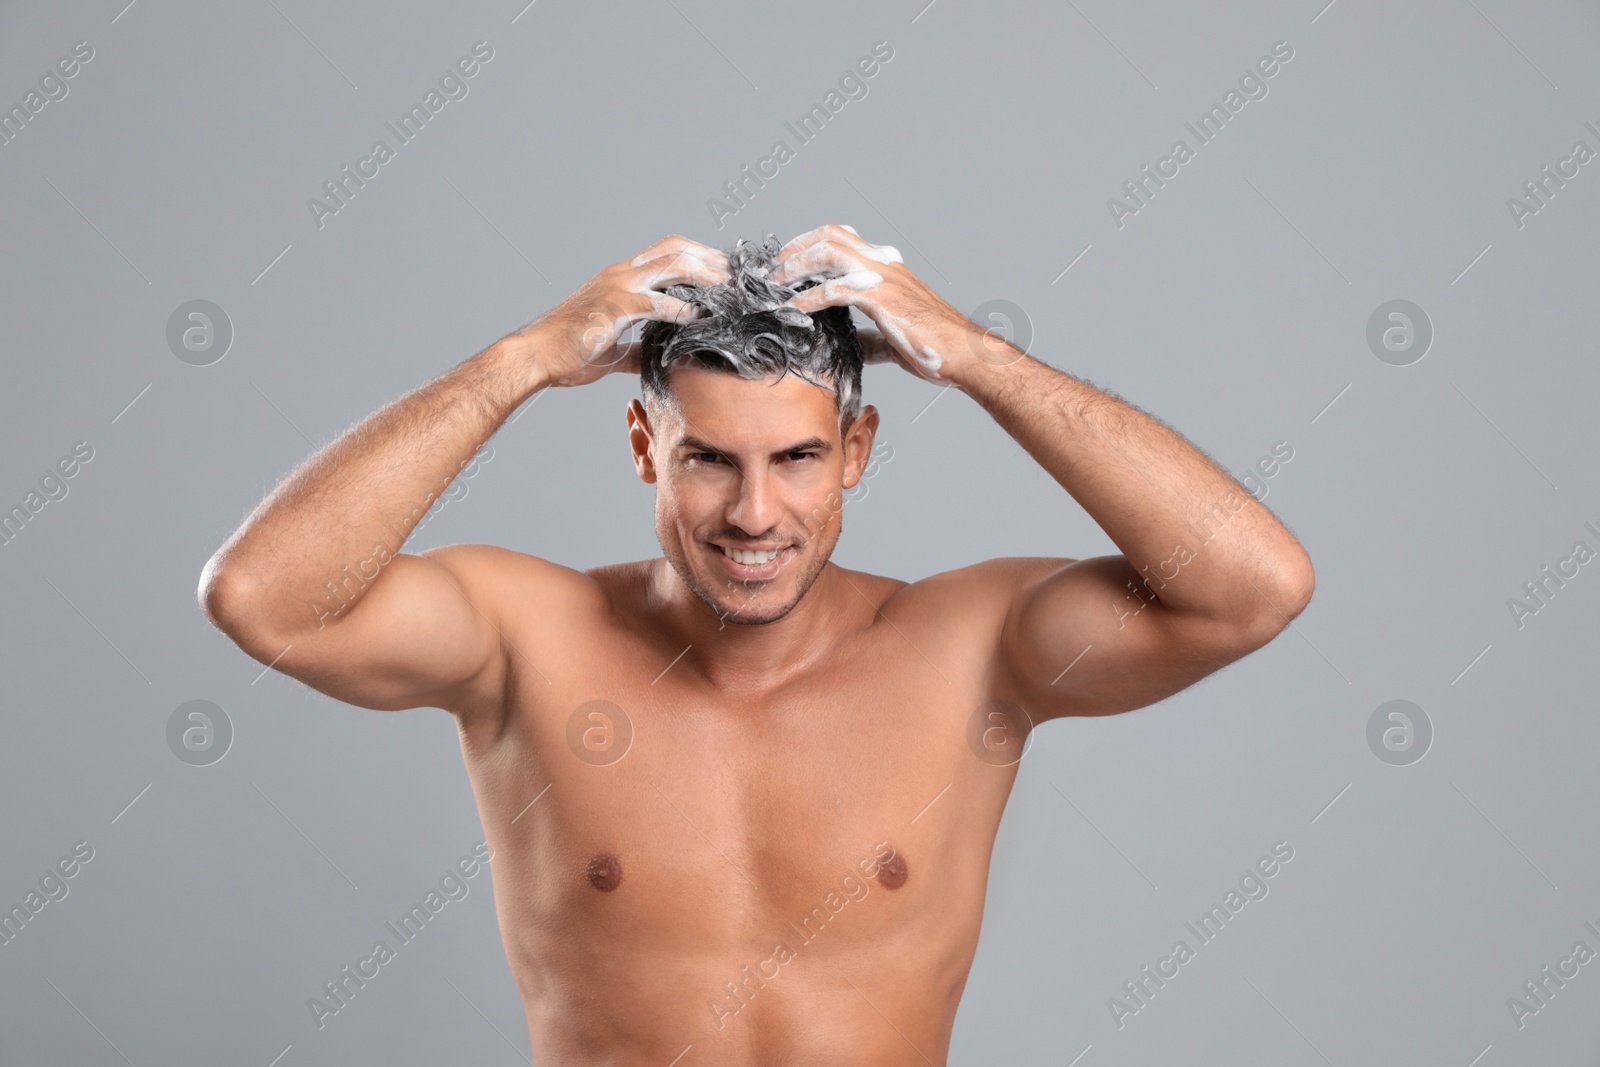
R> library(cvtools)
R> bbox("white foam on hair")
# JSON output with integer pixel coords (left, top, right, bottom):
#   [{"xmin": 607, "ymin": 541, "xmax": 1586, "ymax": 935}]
[{"xmin": 639, "ymin": 233, "xmax": 866, "ymax": 424}]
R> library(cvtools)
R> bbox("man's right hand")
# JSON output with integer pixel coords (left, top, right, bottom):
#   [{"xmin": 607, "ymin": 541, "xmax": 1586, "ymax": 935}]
[{"xmin": 509, "ymin": 235, "xmax": 732, "ymax": 388}]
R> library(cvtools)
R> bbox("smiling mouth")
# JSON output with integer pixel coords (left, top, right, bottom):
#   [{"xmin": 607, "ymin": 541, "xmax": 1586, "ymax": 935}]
[
  {"xmin": 716, "ymin": 543, "xmax": 787, "ymax": 564},
  {"xmin": 709, "ymin": 541, "xmax": 796, "ymax": 580}
]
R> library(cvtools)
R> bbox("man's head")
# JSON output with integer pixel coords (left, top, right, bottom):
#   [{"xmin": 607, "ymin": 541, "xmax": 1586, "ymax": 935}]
[{"xmin": 626, "ymin": 234, "xmax": 880, "ymax": 626}]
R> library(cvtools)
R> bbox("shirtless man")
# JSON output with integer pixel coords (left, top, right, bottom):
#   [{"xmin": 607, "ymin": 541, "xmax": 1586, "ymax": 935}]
[{"xmin": 198, "ymin": 224, "xmax": 1314, "ymax": 1065}]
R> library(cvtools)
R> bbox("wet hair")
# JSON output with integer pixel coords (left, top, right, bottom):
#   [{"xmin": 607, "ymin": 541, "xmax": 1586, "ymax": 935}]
[{"xmin": 639, "ymin": 234, "xmax": 864, "ymax": 432}]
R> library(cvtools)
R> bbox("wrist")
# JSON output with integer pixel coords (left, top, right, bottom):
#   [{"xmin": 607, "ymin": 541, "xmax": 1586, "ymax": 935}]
[
  {"xmin": 487, "ymin": 328, "xmax": 553, "ymax": 397},
  {"xmin": 943, "ymin": 323, "xmax": 1029, "ymax": 395}
]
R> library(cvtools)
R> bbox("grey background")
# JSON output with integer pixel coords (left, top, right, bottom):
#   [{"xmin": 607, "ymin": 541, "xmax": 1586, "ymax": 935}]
[{"xmin": 2, "ymin": 0, "xmax": 1597, "ymax": 1063}]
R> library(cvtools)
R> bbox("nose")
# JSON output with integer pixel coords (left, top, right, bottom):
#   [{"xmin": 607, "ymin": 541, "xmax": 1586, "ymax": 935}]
[{"xmin": 726, "ymin": 466, "xmax": 782, "ymax": 536}]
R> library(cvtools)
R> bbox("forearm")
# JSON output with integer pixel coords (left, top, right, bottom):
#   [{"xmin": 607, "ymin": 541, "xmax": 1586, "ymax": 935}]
[
  {"xmin": 954, "ymin": 352, "xmax": 1313, "ymax": 624},
  {"xmin": 200, "ymin": 332, "xmax": 550, "ymax": 639}
]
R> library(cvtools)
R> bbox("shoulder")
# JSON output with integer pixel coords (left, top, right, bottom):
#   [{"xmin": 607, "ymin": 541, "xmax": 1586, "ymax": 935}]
[{"xmin": 577, "ymin": 556, "xmax": 660, "ymax": 612}]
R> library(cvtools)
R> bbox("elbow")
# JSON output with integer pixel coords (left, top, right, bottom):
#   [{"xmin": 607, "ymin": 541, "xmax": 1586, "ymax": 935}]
[
  {"xmin": 1279, "ymin": 546, "xmax": 1316, "ymax": 619},
  {"xmin": 197, "ymin": 554, "xmax": 257, "ymax": 638},
  {"xmin": 1242, "ymin": 548, "xmax": 1315, "ymax": 645}
]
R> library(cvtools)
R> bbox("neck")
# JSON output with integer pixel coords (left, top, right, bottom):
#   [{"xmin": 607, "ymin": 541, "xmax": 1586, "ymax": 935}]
[{"xmin": 646, "ymin": 557, "xmax": 847, "ymax": 693}]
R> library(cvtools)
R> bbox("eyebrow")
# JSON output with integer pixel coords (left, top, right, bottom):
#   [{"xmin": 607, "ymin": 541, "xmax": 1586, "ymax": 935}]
[{"xmin": 678, "ymin": 435, "xmax": 834, "ymax": 458}]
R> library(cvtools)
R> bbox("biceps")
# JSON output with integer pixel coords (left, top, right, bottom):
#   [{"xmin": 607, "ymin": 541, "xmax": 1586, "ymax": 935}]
[
  {"xmin": 998, "ymin": 555, "xmax": 1247, "ymax": 718},
  {"xmin": 274, "ymin": 551, "xmax": 503, "ymax": 711}
]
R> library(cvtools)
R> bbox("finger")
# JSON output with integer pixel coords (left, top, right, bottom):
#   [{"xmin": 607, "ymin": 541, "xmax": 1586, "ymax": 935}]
[
  {"xmin": 573, "ymin": 292, "xmax": 697, "ymax": 361},
  {"xmin": 772, "ymin": 226, "xmax": 853, "ymax": 280},
  {"xmin": 781, "ymin": 273, "xmax": 880, "ymax": 314},
  {"xmin": 772, "ymin": 240, "xmax": 873, "ymax": 287},
  {"xmin": 853, "ymin": 326, "xmax": 898, "ymax": 365},
  {"xmin": 606, "ymin": 339, "xmax": 643, "ymax": 375},
  {"xmin": 773, "ymin": 223, "xmax": 900, "ymax": 272},
  {"xmin": 628, "ymin": 236, "xmax": 730, "ymax": 272},
  {"xmin": 647, "ymin": 291, "xmax": 706, "ymax": 326},
  {"xmin": 774, "ymin": 223, "xmax": 858, "ymax": 263},
  {"xmin": 630, "ymin": 250, "xmax": 729, "ymax": 292},
  {"xmin": 634, "ymin": 243, "xmax": 723, "ymax": 270},
  {"xmin": 774, "ymin": 237, "xmax": 902, "ymax": 286}
]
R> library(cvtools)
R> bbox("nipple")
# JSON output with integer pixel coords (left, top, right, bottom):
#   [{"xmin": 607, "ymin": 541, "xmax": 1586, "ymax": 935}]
[
  {"xmin": 877, "ymin": 849, "xmax": 908, "ymax": 890},
  {"xmin": 586, "ymin": 851, "xmax": 623, "ymax": 892}
]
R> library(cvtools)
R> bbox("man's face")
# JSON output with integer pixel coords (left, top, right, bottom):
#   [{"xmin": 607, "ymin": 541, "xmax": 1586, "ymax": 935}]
[{"xmin": 628, "ymin": 364, "xmax": 877, "ymax": 626}]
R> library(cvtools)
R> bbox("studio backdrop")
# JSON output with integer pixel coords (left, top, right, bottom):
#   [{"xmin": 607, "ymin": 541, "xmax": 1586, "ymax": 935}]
[{"xmin": 2, "ymin": 0, "xmax": 1597, "ymax": 1063}]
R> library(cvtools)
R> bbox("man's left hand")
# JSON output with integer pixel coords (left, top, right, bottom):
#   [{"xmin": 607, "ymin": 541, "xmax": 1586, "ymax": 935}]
[{"xmin": 770, "ymin": 223, "xmax": 1009, "ymax": 386}]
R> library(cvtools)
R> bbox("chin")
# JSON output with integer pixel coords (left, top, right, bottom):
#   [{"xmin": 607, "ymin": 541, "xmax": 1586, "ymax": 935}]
[
  {"xmin": 706, "ymin": 572, "xmax": 795, "ymax": 626},
  {"xmin": 717, "ymin": 603, "xmax": 793, "ymax": 626},
  {"xmin": 702, "ymin": 563, "xmax": 806, "ymax": 627}
]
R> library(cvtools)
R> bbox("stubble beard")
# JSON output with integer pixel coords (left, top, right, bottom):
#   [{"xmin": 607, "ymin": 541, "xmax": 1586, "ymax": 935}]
[{"xmin": 663, "ymin": 518, "xmax": 840, "ymax": 627}]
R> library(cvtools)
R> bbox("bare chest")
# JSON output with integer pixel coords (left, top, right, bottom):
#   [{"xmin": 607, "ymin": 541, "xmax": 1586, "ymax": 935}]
[{"xmin": 459, "ymin": 610, "xmax": 1021, "ymax": 958}]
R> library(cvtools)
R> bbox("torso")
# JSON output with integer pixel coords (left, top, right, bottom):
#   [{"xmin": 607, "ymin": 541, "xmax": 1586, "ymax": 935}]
[{"xmin": 452, "ymin": 554, "xmax": 1040, "ymax": 1066}]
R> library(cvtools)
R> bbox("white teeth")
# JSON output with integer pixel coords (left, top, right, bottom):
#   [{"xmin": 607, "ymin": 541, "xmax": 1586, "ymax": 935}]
[{"xmin": 719, "ymin": 545, "xmax": 783, "ymax": 566}]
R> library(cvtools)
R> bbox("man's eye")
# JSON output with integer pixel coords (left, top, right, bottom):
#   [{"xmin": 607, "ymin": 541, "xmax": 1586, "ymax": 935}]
[{"xmin": 789, "ymin": 452, "xmax": 818, "ymax": 462}]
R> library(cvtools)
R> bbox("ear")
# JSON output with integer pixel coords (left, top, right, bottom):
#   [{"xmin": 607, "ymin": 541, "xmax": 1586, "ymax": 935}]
[
  {"xmin": 840, "ymin": 404, "xmax": 880, "ymax": 490},
  {"xmin": 626, "ymin": 399, "xmax": 658, "ymax": 484}
]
